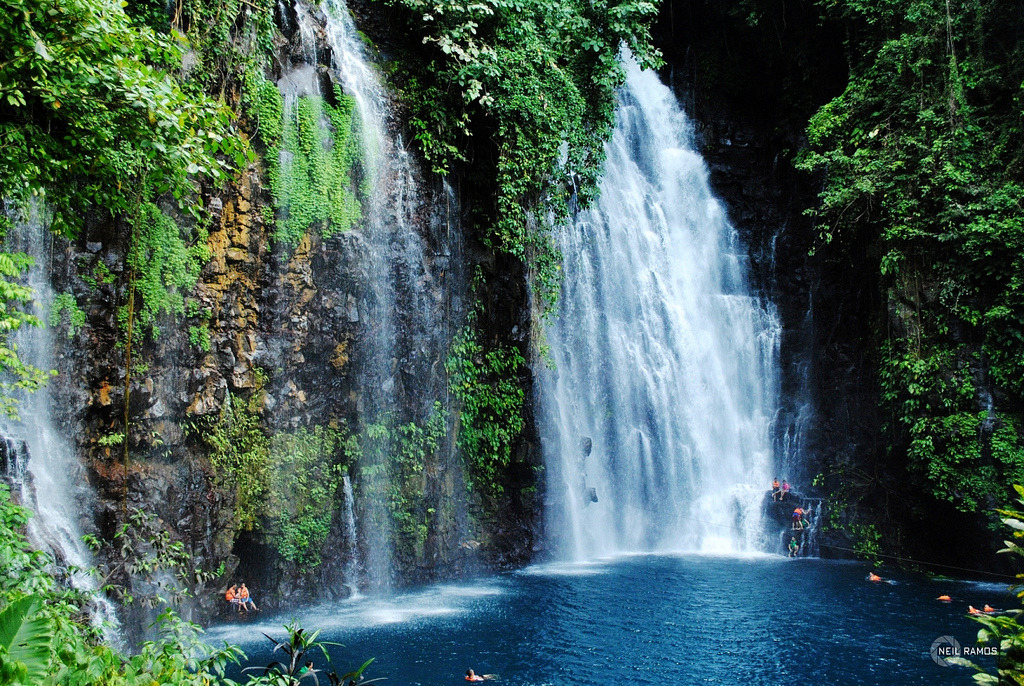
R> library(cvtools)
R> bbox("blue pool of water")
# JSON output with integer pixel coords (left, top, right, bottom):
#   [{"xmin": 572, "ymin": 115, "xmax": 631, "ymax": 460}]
[{"xmin": 207, "ymin": 555, "xmax": 1009, "ymax": 685}]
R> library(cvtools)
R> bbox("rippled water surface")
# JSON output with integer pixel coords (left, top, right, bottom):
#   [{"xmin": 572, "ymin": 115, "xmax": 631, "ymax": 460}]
[{"xmin": 209, "ymin": 555, "xmax": 1006, "ymax": 685}]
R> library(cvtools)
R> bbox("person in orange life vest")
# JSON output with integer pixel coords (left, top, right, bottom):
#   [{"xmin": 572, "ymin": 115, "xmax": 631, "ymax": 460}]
[
  {"xmin": 238, "ymin": 583, "xmax": 258, "ymax": 612},
  {"xmin": 465, "ymin": 669, "xmax": 494, "ymax": 681},
  {"xmin": 225, "ymin": 585, "xmax": 242, "ymax": 612},
  {"xmin": 867, "ymin": 572, "xmax": 882, "ymax": 582},
  {"xmin": 792, "ymin": 507, "xmax": 804, "ymax": 530}
]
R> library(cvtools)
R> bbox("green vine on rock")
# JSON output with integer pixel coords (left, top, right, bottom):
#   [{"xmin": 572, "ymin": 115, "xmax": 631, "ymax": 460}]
[
  {"xmin": 268, "ymin": 425, "xmax": 354, "ymax": 571},
  {"xmin": 244, "ymin": 72, "xmax": 365, "ymax": 248},
  {"xmin": 48, "ymin": 292, "xmax": 85, "ymax": 339},
  {"xmin": 118, "ymin": 202, "xmax": 211, "ymax": 341},
  {"xmin": 447, "ymin": 303, "xmax": 526, "ymax": 506},
  {"xmin": 194, "ymin": 392, "xmax": 270, "ymax": 532},
  {"xmin": 361, "ymin": 404, "xmax": 449, "ymax": 561}
]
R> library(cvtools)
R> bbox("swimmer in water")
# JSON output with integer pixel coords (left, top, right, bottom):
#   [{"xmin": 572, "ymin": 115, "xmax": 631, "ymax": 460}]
[
  {"xmin": 466, "ymin": 669, "xmax": 496, "ymax": 681},
  {"xmin": 868, "ymin": 572, "xmax": 883, "ymax": 582},
  {"xmin": 937, "ymin": 595, "xmax": 952, "ymax": 601}
]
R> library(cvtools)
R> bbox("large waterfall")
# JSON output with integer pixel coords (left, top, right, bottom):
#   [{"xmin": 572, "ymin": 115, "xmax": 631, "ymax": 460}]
[{"xmin": 540, "ymin": 58, "xmax": 781, "ymax": 559}]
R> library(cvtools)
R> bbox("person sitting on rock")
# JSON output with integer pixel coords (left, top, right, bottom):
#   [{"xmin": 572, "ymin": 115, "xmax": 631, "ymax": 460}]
[
  {"xmin": 238, "ymin": 583, "xmax": 258, "ymax": 612},
  {"xmin": 781, "ymin": 480, "xmax": 791, "ymax": 501},
  {"xmin": 772, "ymin": 478, "xmax": 781, "ymax": 501},
  {"xmin": 225, "ymin": 584, "xmax": 241, "ymax": 611},
  {"xmin": 788, "ymin": 536, "xmax": 800, "ymax": 557}
]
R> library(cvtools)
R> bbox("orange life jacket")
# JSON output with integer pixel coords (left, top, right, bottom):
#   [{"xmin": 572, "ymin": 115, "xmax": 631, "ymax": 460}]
[
  {"xmin": 239, "ymin": 586, "xmax": 250, "ymax": 600},
  {"xmin": 984, "ymin": 604, "xmax": 996, "ymax": 613},
  {"xmin": 225, "ymin": 588, "xmax": 235, "ymax": 601}
]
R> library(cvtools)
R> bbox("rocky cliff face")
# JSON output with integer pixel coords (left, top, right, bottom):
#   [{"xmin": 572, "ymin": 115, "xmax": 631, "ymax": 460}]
[{"xmin": 25, "ymin": 4, "xmax": 543, "ymax": 629}]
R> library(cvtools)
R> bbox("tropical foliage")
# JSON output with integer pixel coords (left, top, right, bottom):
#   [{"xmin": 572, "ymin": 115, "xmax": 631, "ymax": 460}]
[
  {"xmin": 796, "ymin": 0, "xmax": 1024, "ymax": 516},
  {"xmin": 447, "ymin": 305, "xmax": 526, "ymax": 506},
  {"xmin": 951, "ymin": 485, "xmax": 1024, "ymax": 683}
]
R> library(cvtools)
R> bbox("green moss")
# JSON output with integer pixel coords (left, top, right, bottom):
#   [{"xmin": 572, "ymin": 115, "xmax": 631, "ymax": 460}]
[
  {"xmin": 194, "ymin": 393, "xmax": 270, "ymax": 531},
  {"xmin": 361, "ymin": 404, "xmax": 448, "ymax": 561},
  {"xmin": 446, "ymin": 294, "xmax": 526, "ymax": 505},
  {"xmin": 187, "ymin": 324, "xmax": 211, "ymax": 352},
  {"xmin": 120, "ymin": 202, "xmax": 210, "ymax": 341},
  {"xmin": 48, "ymin": 292, "xmax": 85, "ymax": 339},
  {"xmin": 244, "ymin": 72, "xmax": 364, "ymax": 248},
  {"xmin": 267, "ymin": 425, "xmax": 354, "ymax": 571}
]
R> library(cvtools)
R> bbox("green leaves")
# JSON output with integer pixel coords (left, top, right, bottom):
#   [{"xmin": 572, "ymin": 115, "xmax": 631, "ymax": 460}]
[
  {"xmin": 0, "ymin": 594, "xmax": 52, "ymax": 681},
  {"xmin": 265, "ymin": 89, "xmax": 364, "ymax": 248},
  {"xmin": 953, "ymin": 491, "xmax": 1024, "ymax": 683},
  {"xmin": 799, "ymin": 0, "xmax": 1024, "ymax": 514},
  {"xmin": 361, "ymin": 404, "xmax": 448, "ymax": 560},
  {"xmin": 199, "ymin": 392, "xmax": 271, "ymax": 531},
  {"xmin": 447, "ymin": 302, "xmax": 526, "ymax": 505},
  {"xmin": 123, "ymin": 202, "xmax": 209, "ymax": 341},
  {"xmin": 0, "ymin": 246, "xmax": 50, "ymax": 420},
  {"xmin": 268, "ymin": 426, "xmax": 351, "ymax": 570},
  {"xmin": 0, "ymin": 0, "xmax": 245, "ymax": 235}
]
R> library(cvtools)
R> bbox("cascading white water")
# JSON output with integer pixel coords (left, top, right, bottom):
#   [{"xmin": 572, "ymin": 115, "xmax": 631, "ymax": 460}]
[
  {"xmin": 2, "ymin": 201, "xmax": 119, "ymax": 634},
  {"xmin": 340, "ymin": 474, "xmax": 361, "ymax": 596},
  {"xmin": 285, "ymin": 0, "xmax": 444, "ymax": 589},
  {"xmin": 539, "ymin": 56, "xmax": 781, "ymax": 559}
]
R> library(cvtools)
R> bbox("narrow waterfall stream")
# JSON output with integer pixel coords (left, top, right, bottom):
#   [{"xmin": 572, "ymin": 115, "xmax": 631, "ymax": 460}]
[
  {"xmin": 540, "ymin": 57, "xmax": 780, "ymax": 558},
  {"xmin": 281, "ymin": 0, "xmax": 455, "ymax": 590},
  {"xmin": 1, "ymin": 202, "xmax": 119, "ymax": 635}
]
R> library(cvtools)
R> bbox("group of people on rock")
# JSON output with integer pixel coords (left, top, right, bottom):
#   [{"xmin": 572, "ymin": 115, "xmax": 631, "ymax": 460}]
[
  {"xmin": 774, "ymin": 478, "xmax": 813, "ymax": 557},
  {"xmin": 224, "ymin": 583, "xmax": 258, "ymax": 613},
  {"xmin": 771, "ymin": 478, "xmax": 791, "ymax": 502}
]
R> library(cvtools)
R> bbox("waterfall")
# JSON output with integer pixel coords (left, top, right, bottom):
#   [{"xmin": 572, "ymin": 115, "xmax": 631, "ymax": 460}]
[
  {"xmin": 340, "ymin": 474, "xmax": 361, "ymax": 597},
  {"xmin": 284, "ymin": 0, "xmax": 453, "ymax": 589},
  {"xmin": 539, "ymin": 56, "xmax": 781, "ymax": 559},
  {"xmin": 2, "ymin": 201, "xmax": 119, "ymax": 634}
]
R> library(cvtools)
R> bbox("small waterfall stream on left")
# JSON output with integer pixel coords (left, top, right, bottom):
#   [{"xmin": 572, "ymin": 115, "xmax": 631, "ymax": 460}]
[{"xmin": 2, "ymin": 200, "xmax": 119, "ymax": 637}]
